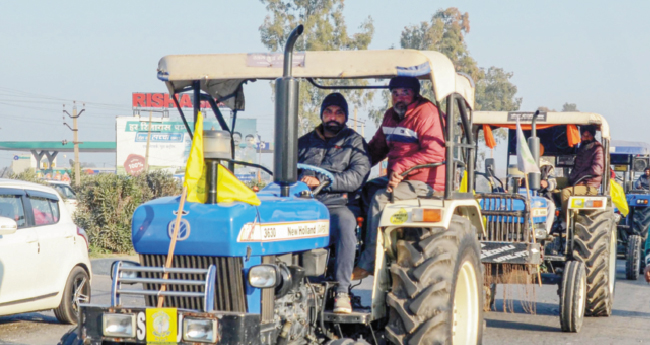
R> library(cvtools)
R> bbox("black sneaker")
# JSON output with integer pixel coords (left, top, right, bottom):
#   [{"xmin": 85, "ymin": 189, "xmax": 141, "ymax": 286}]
[{"xmin": 333, "ymin": 293, "xmax": 352, "ymax": 314}]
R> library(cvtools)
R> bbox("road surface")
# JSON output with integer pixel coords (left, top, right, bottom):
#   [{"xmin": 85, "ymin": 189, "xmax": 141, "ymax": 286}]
[{"xmin": 0, "ymin": 259, "xmax": 648, "ymax": 345}]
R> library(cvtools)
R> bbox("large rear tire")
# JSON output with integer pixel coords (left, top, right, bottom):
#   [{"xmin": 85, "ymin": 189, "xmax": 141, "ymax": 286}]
[
  {"xmin": 573, "ymin": 208, "xmax": 615, "ymax": 316},
  {"xmin": 559, "ymin": 261, "xmax": 586, "ymax": 333},
  {"xmin": 386, "ymin": 215, "xmax": 483, "ymax": 345},
  {"xmin": 626, "ymin": 235, "xmax": 643, "ymax": 280}
]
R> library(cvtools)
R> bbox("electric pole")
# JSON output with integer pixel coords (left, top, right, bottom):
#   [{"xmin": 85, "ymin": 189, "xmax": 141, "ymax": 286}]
[{"xmin": 63, "ymin": 101, "xmax": 85, "ymax": 187}]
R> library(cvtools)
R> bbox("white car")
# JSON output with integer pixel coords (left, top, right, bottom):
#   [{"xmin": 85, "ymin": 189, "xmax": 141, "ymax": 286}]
[
  {"xmin": 0, "ymin": 179, "xmax": 91, "ymax": 324},
  {"xmin": 45, "ymin": 180, "xmax": 78, "ymax": 215}
]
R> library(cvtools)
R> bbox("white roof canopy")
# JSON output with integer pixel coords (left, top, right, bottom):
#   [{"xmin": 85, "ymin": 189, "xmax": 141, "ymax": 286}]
[
  {"xmin": 157, "ymin": 50, "xmax": 475, "ymax": 110},
  {"xmin": 473, "ymin": 111, "xmax": 610, "ymax": 140}
]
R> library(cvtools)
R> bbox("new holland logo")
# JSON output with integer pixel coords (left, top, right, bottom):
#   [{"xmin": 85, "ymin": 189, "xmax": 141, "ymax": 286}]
[{"xmin": 167, "ymin": 219, "xmax": 191, "ymax": 241}]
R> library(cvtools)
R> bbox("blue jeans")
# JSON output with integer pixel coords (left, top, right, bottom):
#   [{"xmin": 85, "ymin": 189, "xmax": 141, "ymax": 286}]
[{"xmin": 328, "ymin": 205, "xmax": 359, "ymax": 293}]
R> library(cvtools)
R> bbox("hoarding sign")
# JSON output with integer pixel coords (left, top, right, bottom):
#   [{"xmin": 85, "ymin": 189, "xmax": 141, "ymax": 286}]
[
  {"xmin": 116, "ymin": 117, "xmax": 258, "ymax": 175},
  {"xmin": 132, "ymin": 92, "xmax": 225, "ymax": 109}
]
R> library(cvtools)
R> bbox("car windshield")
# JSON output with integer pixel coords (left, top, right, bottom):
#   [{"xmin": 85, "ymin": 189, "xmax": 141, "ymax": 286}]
[{"xmin": 51, "ymin": 185, "xmax": 76, "ymax": 200}]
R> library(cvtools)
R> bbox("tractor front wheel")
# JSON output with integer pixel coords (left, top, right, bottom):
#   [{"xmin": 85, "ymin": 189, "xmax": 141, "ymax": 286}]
[
  {"xmin": 559, "ymin": 260, "xmax": 586, "ymax": 332},
  {"xmin": 386, "ymin": 215, "xmax": 483, "ymax": 345},
  {"xmin": 626, "ymin": 235, "xmax": 643, "ymax": 280}
]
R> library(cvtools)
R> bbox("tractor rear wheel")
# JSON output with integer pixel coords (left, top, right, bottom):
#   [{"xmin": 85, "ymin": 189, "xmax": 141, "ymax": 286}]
[
  {"xmin": 386, "ymin": 215, "xmax": 483, "ymax": 345},
  {"xmin": 573, "ymin": 208, "xmax": 616, "ymax": 316},
  {"xmin": 626, "ymin": 235, "xmax": 643, "ymax": 280},
  {"xmin": 559, "ymin": 260, "xmax": 586, "ymax": 333}
]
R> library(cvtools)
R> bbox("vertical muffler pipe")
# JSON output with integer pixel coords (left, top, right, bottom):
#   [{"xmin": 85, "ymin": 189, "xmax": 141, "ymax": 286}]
[
  {"xmin": 274, "ymin": 25, "xmax": 304, "ymax": 197},
  {"xmin": 527, "ymin": 110, "xmax": 541, "ymax": 191}
]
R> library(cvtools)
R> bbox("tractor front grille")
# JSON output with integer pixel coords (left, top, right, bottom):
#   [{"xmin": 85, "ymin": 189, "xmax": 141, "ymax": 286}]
[
  {"xmin": 139, "ymin": 254, "xmax": 247, "ymax": 312},
  {"xmin": 477, "ymin": 193, "xmax": 530, "ymax": 243}
]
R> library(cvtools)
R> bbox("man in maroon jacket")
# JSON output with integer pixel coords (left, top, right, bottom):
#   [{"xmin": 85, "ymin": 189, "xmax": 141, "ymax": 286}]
[
  {"xmin": 352, "ymin": 76, "xmax": 445, "ymax": 280},
  {"xmin": 560, "ymin": 125, "xmax": 604, "ymax": 215}
]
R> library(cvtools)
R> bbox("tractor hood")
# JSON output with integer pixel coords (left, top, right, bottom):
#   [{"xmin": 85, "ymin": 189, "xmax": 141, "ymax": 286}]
[
  {"xmin": 132, "ymin": 182, "xmax": 330, "ymax": 257},
  {"xmin": 478, "ymin": 191, "xmax": 549, "ymax": 224}
]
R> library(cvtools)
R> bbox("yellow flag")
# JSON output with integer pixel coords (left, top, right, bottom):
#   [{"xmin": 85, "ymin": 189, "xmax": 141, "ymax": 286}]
[
  {"xmin": 459, "ymin": 170, "xmax": 474, "ymax": 194},
  {"xmin": 216, "ymin": 164, "xmax": 261, "ymax": 206},
  {"xmin": 185, "ymin": 112, "xmax": 206, "ymax": 203},
  {"xmin": 183, "ymin": 112, "xmax": 260, "ymax": 206},
  {"xmin": 610, "ymin": 178, "xmax": 629, "ymax": 217}
]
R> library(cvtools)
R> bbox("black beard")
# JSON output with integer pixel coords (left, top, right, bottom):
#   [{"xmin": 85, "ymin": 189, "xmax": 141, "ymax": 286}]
[
  {"xmin": 394, "ymin": 102, "xmax": 408, "ymax": 119},
  {"xmin": 324, "ymin": 121, "xmax": 343, "ymax": 134}
]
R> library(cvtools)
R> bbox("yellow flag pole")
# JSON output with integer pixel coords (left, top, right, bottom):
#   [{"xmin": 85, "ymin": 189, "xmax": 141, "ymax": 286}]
[
  {"xmin": 524, "ymin": 178, "xmax": 543, "ymax": 287},
  {"xmin": 157, "ymin": 186, "xmax": 188, "ymax": 308}
]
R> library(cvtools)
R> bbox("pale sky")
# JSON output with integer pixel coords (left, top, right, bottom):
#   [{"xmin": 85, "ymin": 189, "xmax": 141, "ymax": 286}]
[{"xmin": 0, "ymin": 1, "xmax": 648, "ymax": 170}]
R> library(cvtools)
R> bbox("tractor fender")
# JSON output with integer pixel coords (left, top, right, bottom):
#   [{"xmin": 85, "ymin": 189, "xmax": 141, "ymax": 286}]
[{"xmin": 378, "ymin": 198, "xmax": 484, "ymax": 236}]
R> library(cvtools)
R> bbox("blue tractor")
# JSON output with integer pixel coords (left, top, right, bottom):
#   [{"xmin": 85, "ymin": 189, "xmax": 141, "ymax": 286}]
[
  {"xmin": 472, "ymin": 111, "xmax": 618, "ymax": 333},
  {"xmin": 60, "ymin": 26, "xmax": 486, "ymax": 344},
  {"xmin": 610, "ymin": 140, "xmax": 650, "ymax": 280}
]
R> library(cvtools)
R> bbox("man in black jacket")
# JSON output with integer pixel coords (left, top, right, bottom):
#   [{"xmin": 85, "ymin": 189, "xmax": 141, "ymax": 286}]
[{"xmin": 297, "ymin": 93, "xmax": 370, "ymax": 314}]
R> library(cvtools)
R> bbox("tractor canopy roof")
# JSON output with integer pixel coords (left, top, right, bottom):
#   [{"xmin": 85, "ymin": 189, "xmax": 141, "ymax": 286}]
[
  {"xmin": 157, "ymin": 49, "xmax": 475, "ymax": 110},
  {"xmin": 473, "ymin": 111, "xmax": 610, "ymax": 140},
  {"xmin": 610, "ymin": 140, "xmax": 650, "ymax": 156},
  {"xmin": 473, "ymin": 111, "xmax": 611, "ymax": 156}
]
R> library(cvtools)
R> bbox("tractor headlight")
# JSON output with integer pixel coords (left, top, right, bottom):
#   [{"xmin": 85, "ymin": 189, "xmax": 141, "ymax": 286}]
[
  {"xmin": 102, "ymin": 313, "xmax": 136, "ymax": 338},
  {"xmin": 637, "ymin": 199, "xmax": 649, "ymax": 205},
  {"xmin": 248, "ymin": 264, "xmax": 280, "ymax": 288},
  {"xmin": 183, "ymin": 318, "xmax": 218, "ymax": 343}
]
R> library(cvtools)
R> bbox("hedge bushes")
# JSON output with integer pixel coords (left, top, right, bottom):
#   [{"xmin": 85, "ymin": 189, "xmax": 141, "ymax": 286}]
[{"xmin": 72, "ymin": 171, "xmax": 181, "ymax": 253}]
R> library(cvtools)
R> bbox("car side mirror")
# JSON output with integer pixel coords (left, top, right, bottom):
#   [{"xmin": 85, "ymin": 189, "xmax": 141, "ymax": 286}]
[
  {"xmin": 0, "ymin": 217, "xmax": 17, "ymax": 235},
  {"xmin": 485, "ymin": 158, "xmax": 496, "ymax": 175}
]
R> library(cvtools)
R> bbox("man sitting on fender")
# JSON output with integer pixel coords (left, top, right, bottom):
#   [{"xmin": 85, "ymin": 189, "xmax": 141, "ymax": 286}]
[
  {"xmin": 352, "ymin": 76, "xmax": 445, "ymax": 280},
  {"xmin": 297, "ymin": 92, "xmax": 370, "ymax": 314},
  {"xmin": 560, "ymin": 125, "xmax": 604, "ymax": 215}
]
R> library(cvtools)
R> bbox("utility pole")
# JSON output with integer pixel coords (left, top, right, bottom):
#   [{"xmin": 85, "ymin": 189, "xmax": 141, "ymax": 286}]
[
  {"xmin": 63, "ymin": 102, "xmax": 85, "ymax": 188},
  {"xmin": 144, "ymin": 110, "xmax": 153, "ymax": 172}
]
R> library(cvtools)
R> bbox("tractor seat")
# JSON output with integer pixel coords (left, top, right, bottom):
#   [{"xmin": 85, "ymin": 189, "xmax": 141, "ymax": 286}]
[{"xmin": 555, "ymin": 177, "xmax": 569, "ymax": 190}]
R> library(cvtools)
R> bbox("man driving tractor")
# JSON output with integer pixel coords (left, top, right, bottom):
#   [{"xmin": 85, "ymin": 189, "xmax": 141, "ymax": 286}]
[
  {"xmin": 561, "ymin": 125, "xmax": 604, "ymax": 216},
  {"xmin": 352, "ymin": 76, "xmax": 445, "ymax": 280},
  {"xmin": 635, "ymin": 167, "xmax": 650, "ymax": 190},
  {"xmin": 297, "ymin": 92, "xmax": 370, "ymax": 314}
]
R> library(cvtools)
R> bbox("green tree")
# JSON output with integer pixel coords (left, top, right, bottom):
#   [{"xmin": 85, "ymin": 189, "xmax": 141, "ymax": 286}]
[
  {"xmin": 562, "ymin": 103, "xmax": 578, "ymax": 112},
  {"xmin": 475, "ymin": 67, "xmax": 522, "ymax": 112},
  {"xmin": 259, "ymin": 0, "xmax": 374, "ymax": 134}
]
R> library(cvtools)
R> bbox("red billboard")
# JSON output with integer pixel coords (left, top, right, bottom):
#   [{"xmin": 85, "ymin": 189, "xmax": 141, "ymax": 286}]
[{"xmin": 132, "ymin": 92, "xmax": 217, "ymax": 109}]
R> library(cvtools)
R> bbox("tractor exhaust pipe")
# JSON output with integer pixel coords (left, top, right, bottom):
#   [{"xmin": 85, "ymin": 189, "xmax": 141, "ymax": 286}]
[
  {"xmin": 274, "ymin": 24, "xmax": 304, "ymax": 197},
  {"xmin": 527, "ymin": 110, "xmax": 541, "ymax": 191}
]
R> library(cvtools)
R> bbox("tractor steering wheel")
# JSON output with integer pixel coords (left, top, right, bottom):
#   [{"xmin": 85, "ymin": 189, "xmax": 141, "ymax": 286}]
[{"xmin": 297, "ymin": 163, "xmax": 335, "ymax": 196}]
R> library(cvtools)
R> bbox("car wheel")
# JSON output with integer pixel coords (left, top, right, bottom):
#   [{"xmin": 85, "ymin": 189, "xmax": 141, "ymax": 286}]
[{"xmin": 54, "ymin": 266, "xmax": 90, "ymax": 325}]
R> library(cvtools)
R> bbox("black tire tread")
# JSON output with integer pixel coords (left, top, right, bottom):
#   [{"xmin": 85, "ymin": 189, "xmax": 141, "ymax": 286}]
[
  {"xmin": 559, "ymin": 261, "xmax": 586, "ymax": 332},
  {"xmin": 626, "ymin": 235, "xmax": 642, "ymax": 280},
  {"xmin": 386, "ymin": 215, "xmax": 482, "ymax": 345},
  {"xmin": 572, "ymin": 208, "xmax": 614, "ymax": 316}
]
